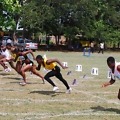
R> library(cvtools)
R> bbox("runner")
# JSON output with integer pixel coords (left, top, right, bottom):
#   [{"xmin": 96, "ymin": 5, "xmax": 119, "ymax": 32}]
[{"xmin": 36, "ymin": 55, "xmax": 72, "ymax": 93}]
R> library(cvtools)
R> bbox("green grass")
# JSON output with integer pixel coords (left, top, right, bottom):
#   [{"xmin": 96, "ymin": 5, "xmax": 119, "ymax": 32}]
[{"xmin": 0, "ymin": 51, "xmax": 120, "ymax": 120}]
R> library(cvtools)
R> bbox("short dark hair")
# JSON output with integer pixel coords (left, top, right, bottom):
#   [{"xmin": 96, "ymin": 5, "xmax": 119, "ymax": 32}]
[
  {"xmin": 36, "ymin": 55, "xmax": 43, "ymax": 60},
  {"xmin": 6, "ymin": 43, "xmax": 12, "ymax": 46},
  {"xmin": 107, "ymin": 56, "xmax": 115, "ymax": 64}
]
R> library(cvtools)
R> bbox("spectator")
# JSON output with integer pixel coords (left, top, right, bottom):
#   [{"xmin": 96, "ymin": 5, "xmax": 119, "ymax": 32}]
[
  {"xmin": 7, "ymin": 37, "xmax": 13, "ymax": 44},
  {"xmin": 98, "ymin": 41, "xmax": 104, "ymax": 54},
  {"xmin": 90, "ymin": 41, "xmax": 94, "ymax": 53}
]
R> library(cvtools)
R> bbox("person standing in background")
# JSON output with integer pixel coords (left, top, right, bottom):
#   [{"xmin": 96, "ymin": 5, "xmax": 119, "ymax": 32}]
[
  {"xmin": 98, "ymin": 41, "xmax": 104, "ymax": 54},
  {"xmin": 90, "ymin": 41, "xmax": 94, "ymax": 53}
]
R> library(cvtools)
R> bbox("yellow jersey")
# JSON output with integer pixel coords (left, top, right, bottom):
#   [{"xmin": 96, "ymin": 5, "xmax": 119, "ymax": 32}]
[
  {"xmin": 43, "ymin": 58, "xmax": 56, "ymax": 70},
  {"xmin": 11, "ymin": 53, "xmax": 20, "ymax": 62}
]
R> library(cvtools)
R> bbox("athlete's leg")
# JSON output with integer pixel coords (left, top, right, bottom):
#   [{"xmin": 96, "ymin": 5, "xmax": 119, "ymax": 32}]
[
  {"xmin": 55, "ymin": 68, "xmax": 70, "ymax": 90},
  {"xmin": 9, "ymin": 61, "xmax": 16, "ymax": 70},
  {"xmin": 56, "ymin": 73, "xmax": 70, "ymax": 89},
  {"xmin": 16, "ymin": 61, "xmax": 23, "ymax": 75},
  {"xmin": 21, "ymin": 64, "xmax": 32, "ymax": 84},
  {"xmin": 118, "ymin": 88, "xmax": 120, "ymax": 100},
  {"xmin": 31, "ymin": 65, "xmax": 45, "ymax": 83},
  {"xmin": 0, "ymin": 61, "xmax": 6, "ymax": 69},
  {"xmin": 101, "ymin": 49, "xmax": 104, "ymax": 54},
  {"xmin": 0, "ymin": 55, "xmax": 9, "ymax": 70},
  {"xmin": 44, "ymin": 70, "xmax": 57, "ymax": 87}
]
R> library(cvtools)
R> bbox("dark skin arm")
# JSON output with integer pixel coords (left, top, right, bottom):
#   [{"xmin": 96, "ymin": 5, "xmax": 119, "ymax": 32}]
[
  {"xmin": 46, "ymin": 58, "xmax": 68, "ymax": 69},
  {"xmin": 102, "ymin": 65, "xmax": 120, "ymax": 87},
  {"xmin": 102, "ymin": 78, "xmax": 115, "ymax": 87},
  {"xmin": 36, "ymin": 64, "xmax": 41, "ymax": 70},
  {"xmin": 117, "ymin": 65, "xmax": 120, "ymax": 72},
  {"xmin": 18, "ymin": 50, "xmax": 35, "ymax": 60}
]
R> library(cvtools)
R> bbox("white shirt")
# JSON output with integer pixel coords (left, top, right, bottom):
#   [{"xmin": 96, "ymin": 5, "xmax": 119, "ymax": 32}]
[
  {"xmin": 7, "ymin": 39, "xmax": 12, "ymax": 43},
  {"xmin": 100, "ymin": 43, "xmax": 104, "ymax": 49},
  {"xmin": 1, "ymin": 49, "xmax": 12, "ymax": 60},
  {"xmin": 90, "ymin": 42, "xmax": 94, "ymax": 47},
  {"xmin": 110, "ymin": 62, "xmax": 120, "ymax": 80}
]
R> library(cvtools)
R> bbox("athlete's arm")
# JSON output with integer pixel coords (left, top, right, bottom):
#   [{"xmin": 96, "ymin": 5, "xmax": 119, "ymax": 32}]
[
  {"xmin": 0, "ymin": 57, "xmax": 13, "ymax": 62},
  {"xmin": 0, "ymin": 57, "xmax": 7, "ymax": 62},
  {"xmin": 102, "ymin": 78, "xmax": 115, "ymax": 87},
  {"xmin": 117, "ymin": 65, "xmax": 120, "ymax": 72},
  {"xmin": 36, "ymin": 64, "xmax": 41, "ymax": 70},
  {"xmin": 19, "ymin": 50, "xmax": 35, "ymax": 59},
  {"xmin": 46, "ymin": 58, "xmax": 68, "ymax": 69}
]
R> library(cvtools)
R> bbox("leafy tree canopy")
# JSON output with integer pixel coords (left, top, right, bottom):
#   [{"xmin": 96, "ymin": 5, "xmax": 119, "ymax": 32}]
[
  {"xmin": 1, "ymin": 0, "xmax": 120, "ymax": 45},
  {"xmin": 0, "ymin": 0, "xmax": 21, "ymax": 30}
]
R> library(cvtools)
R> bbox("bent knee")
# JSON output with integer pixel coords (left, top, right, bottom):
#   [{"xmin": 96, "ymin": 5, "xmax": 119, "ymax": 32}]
[{"xmin": 44, "ymin": 75, "xmax": 48, "ymax": 80}]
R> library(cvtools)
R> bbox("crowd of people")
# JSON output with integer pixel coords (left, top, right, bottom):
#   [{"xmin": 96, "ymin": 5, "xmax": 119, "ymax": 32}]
[{"xmin": 0, "ymin": 43, "xmax": 72, "ymax": 93}]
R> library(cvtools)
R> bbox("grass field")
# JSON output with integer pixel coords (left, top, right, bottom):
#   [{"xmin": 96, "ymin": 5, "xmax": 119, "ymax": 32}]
[{"xmin": 0, "ymin": 51, "xmax": 120, "ymax": 120}]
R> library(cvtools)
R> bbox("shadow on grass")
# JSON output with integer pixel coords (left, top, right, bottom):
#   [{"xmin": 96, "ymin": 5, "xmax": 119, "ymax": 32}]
[
  {"xmin": 91, "ymin": 106, "xmax": 120, "ymax": 114},
  {"xmin": 9, "ymin": 82, "xmax": 45, "ymax": 85},
  {"xmin": 6, "ymin": 77, "xmax": 20, "ymax": 80},
  {"xmin": 29, "ymin": 90, "xmax": 64, "ymax": 96},
  {"xmin": 0, "ymin": 73, "xmax": 14, "ymax": 76}
]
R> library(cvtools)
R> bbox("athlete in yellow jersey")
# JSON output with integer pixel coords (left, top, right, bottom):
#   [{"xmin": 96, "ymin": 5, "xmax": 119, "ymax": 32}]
[{"xmin": 36, "ymin": 55, "xmax": 72, "ymax": 93}]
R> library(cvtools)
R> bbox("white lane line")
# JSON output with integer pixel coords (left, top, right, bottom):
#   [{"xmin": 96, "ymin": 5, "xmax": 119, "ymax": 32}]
[
  {"xmin": 0, "ymin": 98, "xmax": 98, "ymax": 103},
  {"xmin": 40, "ymin": 112, "xmax": 120, "ymax": 119},
  {"xmin": 0, "ymin": 88, "xmax": 117, "ymax": 95},
  {"xmin": 0, "ymin": 98, "xmax": 119, "ymax": 106},
  {"xmin": 0, "ymin": 110, "xmax": 119, "ymax": 119},
  {"xmin": 73, "ymin": 88, "xmax": 120, "ymax": 105}
]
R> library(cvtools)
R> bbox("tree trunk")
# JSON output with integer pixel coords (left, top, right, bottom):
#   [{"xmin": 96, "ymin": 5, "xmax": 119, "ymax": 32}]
[{"xmin": 55, "ymin": 35, "xmax": 61, "ymax": 45}]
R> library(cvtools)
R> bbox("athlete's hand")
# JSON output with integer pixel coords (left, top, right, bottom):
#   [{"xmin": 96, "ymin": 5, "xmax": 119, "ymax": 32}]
[
  {"xmin": 102, "ymin": 84, "xmax": 106, "ymax": 87},
  {"xmin": 102, "ymin": 83, "xmax": 109, "ymax": 87}
]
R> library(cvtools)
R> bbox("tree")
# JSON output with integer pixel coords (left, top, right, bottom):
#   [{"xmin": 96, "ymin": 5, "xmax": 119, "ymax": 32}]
[
  {"xmin": 0, "ymin": 0, "xmax": 21, "ymax": 31},
  {"xmin": 92, "ymin": 0, "xmax": 120, "ymax": 42},
  {"xmin": 20, "ymin": 0, "xmax": 120, "ymax": 46}
]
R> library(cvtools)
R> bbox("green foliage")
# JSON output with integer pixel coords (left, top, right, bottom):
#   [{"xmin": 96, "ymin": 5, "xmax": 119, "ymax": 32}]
[
  {"xmin": 1, "ymin": 0, "xmax": 119, "ymax": 45},
  {"xmin": 0, "ymin": 0, "xmax": 21, "ymax": 30}
]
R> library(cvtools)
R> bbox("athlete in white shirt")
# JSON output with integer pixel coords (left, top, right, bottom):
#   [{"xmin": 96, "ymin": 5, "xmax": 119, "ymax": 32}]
[
  {"xmin": 0, "ymin": 45, "xmax": 11, "ymax": 72},
  {"xmin": 102, "ymin": 56, "xmax": 120, "ymax": 100},
  {"xmin": 1, "ymin": 47, "xmax": 12, "ymax": 60},
  {"xmin": 0, "ymin": 45, "xmax": 15, "ymax": 72}
]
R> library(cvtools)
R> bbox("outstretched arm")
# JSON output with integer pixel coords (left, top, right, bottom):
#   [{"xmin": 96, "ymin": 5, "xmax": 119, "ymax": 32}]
[
  {"xmin": 46, "ymin": 58, "xmax": 68, "ymax": 69},
  {"xmin": 0, "ymin": 57, "xmax": 14, "ymax": 62},
  {"xmin": 20, "ymin": 50, "xmax": 35, "ymax": 60},
  {"xmin": 102, "ymin": 78, "xmax": 115, "ymax": 87}
]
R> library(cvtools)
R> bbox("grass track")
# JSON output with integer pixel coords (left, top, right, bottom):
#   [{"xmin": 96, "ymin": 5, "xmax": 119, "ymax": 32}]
[{"xmin": 0, "ymin": 51, "xmax": 120, "ymax": 120}]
